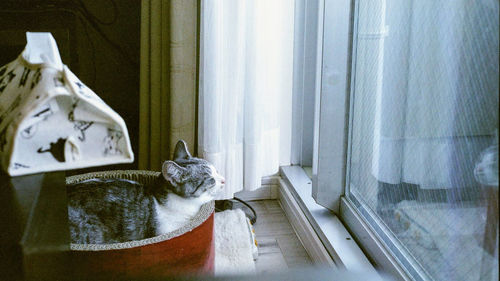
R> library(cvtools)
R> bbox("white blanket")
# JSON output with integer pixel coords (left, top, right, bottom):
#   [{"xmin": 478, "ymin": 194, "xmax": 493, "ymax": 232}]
[{"xmin": 214, "ymin": 209, "xmax": 256, "ymax": 276}]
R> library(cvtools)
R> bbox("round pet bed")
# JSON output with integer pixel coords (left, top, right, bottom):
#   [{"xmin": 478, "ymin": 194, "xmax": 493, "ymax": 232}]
[{"xmin": 66, "ymin": 170, "xmax": 215, "ymax": 279}]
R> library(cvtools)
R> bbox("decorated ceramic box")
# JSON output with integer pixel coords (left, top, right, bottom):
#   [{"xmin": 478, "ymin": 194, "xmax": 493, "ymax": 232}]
[{"xmin": 0, "ymin": 32, "xmax": 133, "ymax": 176}]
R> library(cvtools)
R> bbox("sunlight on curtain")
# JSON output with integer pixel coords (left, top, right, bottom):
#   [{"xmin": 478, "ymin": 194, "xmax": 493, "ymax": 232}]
[{"xmin": 199, "ymin": 0, "xmax": 294, "ymax": 198}]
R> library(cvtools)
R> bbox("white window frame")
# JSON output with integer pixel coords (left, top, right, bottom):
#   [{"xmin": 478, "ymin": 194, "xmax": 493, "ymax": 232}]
[
  {"xmin": 291, "ymin": 0, "xmax": 321, "ymax": 167},
  {"xmin": 287, "ymin": 0, "xmax": 423, "ymax": 280},
  {"xmin": 311, "ymin": 0, "xmax": 351, "ymax": 213},
  {"xmin": 287, "ymin": 0, "xmax": 378, "ymax": 273}
]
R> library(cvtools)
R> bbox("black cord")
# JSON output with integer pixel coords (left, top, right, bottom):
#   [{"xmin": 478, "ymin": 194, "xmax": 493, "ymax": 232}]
[
  {"xmin": 78, "ymin": 15, "xmax": 97, "ymax": 86},
  {"xmin": 233, "ymin": 197, "xmax": 257, "ymax": 224},
  {"xmin": 75, "ymin": 0, "xmax": 118, "ymax": 26},
  {"xmin": 0, "ymin": 2, "xmax": 138, "ymax": 69},
  {"xmin": 214, "ymin": 197, "xmax": 258, "ymax": 224},
  {"xmin": 71, "ymin": 2, "xmax": 138, "ymax": 68}
]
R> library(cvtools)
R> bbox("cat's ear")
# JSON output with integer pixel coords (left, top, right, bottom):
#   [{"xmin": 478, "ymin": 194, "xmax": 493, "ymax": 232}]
[
  {"xmin": 173, "ymin": 140, "xmax": 192, "ymax": 160},
  {"xmin": 162, "ymin": 160, "xmax": 186, "ymax": 184}
]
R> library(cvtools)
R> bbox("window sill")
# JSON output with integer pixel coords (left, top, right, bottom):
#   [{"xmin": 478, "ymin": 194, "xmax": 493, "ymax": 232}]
[{"xmin": 279, "ymin": 165, "xmax": 376, "ymax": 273}]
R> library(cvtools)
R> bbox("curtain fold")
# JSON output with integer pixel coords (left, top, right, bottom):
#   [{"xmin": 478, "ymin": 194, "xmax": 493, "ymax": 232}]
[
  {"xmin": 139, "ymin": 0, "xmax": 198, "ymax": 171},
  {"xmin": 199, "ymin": 0, "xmax": 294, "ymax": 199}
]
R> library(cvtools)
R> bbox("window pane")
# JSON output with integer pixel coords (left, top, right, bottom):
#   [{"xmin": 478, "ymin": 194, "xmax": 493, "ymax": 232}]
[{"xmin": 347, "ymin": 1, "xmax": 498, "ymax": 280}]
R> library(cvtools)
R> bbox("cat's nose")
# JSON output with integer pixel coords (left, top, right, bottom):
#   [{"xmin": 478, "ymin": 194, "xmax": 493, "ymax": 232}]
[{"xmin": 221, "ymin": 178, "xmax": 225, "ymax": 185}]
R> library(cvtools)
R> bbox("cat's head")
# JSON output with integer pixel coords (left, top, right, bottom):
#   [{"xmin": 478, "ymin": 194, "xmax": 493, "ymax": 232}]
[
  {"xmin": 161, "ymin": 140, "xmax": 225, "ymax": 200},
  {"xmin": 474, "ymin": 144, "xmax": 498, "ymax": 187}
]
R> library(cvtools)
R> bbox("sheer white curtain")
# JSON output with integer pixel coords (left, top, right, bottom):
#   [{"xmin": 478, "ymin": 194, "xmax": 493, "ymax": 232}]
[{"xmin": 199, "ymin": 0, "xmax": 294, "ymax": 199}]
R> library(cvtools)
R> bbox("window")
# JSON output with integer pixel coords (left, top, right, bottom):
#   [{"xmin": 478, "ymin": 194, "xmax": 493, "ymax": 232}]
[
  {"xmin": 341, "ymin": 0, "xmax": 498, "ymax": 280},
  {"xmin": 290, "ymin": 0, "xmax": 499, "ymax": 279}
]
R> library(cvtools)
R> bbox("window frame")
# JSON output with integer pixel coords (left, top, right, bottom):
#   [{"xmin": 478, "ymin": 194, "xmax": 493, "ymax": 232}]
[
  {"xmin": 311, "ymin": 0, "xmax": 352, "ymax": 213},
  {"xmin": 290, "ymin": 0, "xmax": 428, "ymax": 279},
  {"xmin": 291, "ymin": 0, "xmax": 353, "ymax": 213},
  {"xmin": 288, "ymin": 0, "xmax": 380, "ymax": 273},
  {"xmin": 291, "ymin": 0, "xmax": 321, "ymax": 167}
]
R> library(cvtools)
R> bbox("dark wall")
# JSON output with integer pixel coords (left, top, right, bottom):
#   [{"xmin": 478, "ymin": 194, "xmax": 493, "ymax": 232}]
[
  {"xmin": 0, "ymin": 0, "xmax": 141, "ymax": 173},
  {"xmin": 74, "ymin": 0, "xmax": 141, "ymax": 173}
]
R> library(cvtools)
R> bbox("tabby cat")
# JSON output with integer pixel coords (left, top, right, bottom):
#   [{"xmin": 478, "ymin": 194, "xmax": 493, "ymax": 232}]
[{"xmin": 67, "ymin": 140, "xmax": 225, "ymax": 244}]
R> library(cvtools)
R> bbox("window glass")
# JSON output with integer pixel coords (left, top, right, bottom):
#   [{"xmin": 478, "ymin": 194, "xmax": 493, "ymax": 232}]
[{"xmin": 347, "ymin": 1, "xmax": 498, "ymax": 280}]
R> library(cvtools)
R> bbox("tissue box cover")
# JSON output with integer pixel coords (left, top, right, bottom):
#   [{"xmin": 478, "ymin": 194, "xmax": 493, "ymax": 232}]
[{"xmin": 0, "ymin": 32, "xmax": 133, "ymax": 176}]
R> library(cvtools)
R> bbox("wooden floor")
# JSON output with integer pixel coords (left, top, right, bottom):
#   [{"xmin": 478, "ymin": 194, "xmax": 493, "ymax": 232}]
[{"xmin": 233, "ymin": 199, "xmax": 313, "ymax": 274}]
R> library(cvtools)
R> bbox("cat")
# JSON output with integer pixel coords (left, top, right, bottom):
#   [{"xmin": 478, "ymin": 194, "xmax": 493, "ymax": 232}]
[
  {"xmin": 67, "ymin": 140, "xmax": 225, "ymax": 244},
  {"xmin": 474, "ymin": 131, "xmax": 498, "ymax": 187}
]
